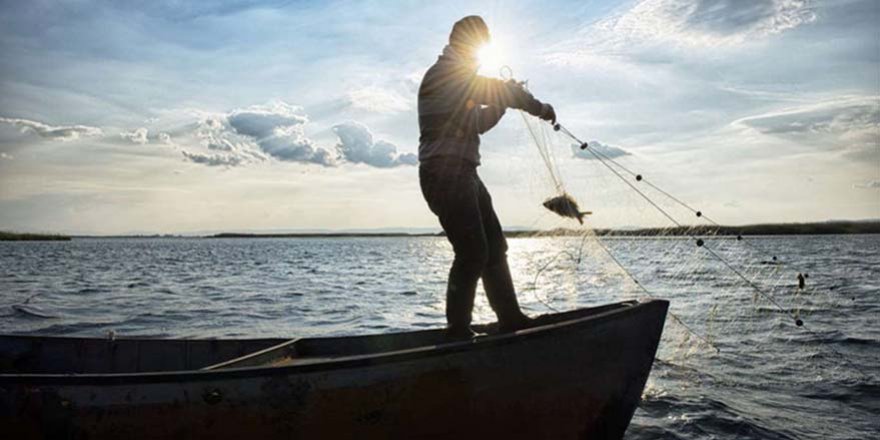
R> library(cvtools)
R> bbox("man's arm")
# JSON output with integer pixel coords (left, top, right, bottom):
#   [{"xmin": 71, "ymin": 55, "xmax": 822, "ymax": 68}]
[{"xmin": 470, "ymin": 75, "xmax": 556, "ymax": 123}]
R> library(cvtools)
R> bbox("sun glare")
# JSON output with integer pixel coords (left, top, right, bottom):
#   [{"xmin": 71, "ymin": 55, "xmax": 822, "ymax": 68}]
[{"xmin": 477, "ymin": 40, "xmax": 507, "ymax": 78}]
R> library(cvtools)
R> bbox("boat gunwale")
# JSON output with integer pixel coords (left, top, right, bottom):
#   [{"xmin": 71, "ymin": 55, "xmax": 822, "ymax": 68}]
[{"xmin": 0, "ymin": 299, "xmax": 668, "ymax": 386}]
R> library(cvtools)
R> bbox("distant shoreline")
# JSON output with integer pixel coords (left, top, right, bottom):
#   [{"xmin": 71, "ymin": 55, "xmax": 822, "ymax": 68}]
[
  {"xmin": 208, "ymin": 221, "xmax": 880, "ymax": 238},
  {"xmin": 3, "ymin": 221, "xmax": 878, "ymax": 241},
  {"xmin": 0, "ymin": 232, "xmax": 71, "ymax": 241}
]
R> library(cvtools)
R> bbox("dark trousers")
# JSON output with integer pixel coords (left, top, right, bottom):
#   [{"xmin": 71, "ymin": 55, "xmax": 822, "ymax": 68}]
[{"xmin": 419, "ymin": 158, "xmax": 525, "ymax": 329}]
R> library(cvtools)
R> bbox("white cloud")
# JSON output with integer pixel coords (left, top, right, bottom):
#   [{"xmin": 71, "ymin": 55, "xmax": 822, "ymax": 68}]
[
  {"xmin": 194, "ymin": 118, "xmax": 249, "ymax": 154},
  {"xmin": 0, "ymin": 152, "xmax": 12, "ymax": 160},
  {"xmin": 120, "ymin": 127, "xmax": 149, "ymax": 144},
  {"xmin": 733, "ymin": 96, "xmax": 880, "ymax": 161},
  {"xmin": 0, "ymin": 117, "xmax": 103, "ymax": 141},
  {"xmin": 226, "ymin": 102, "xmax": 334, "ymax": 166},
  {"xmin": 332, "ymin": 121, "xmax": 417, "ymax": 168},
  {"xmin": 227, "ymin": 102, "xmax": 308, "ymax": 138},
  {"xmin": 675, "ymin": 0, "xmax": 816, "ymax": 44},
  {"xmin": 158, "ymin": 102, "xmax": 332, "ymax": 167},
  {"xmin": 158, "ymin": 102, "xmax": 419, "ymax": 168},
  {"xmin": 546, "ymin": 0, "xmax": 816, "ymax": 67},
  {"xmin": 180, "ymin": 150, "xmax": 244, "ymax": 167},
  {"xmin": 571, "ymin": 141, "xmax": 631, "ymax": 160}
]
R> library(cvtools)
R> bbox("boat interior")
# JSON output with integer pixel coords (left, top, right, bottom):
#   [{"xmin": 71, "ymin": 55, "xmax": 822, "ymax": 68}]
[{"xmin": 0, "ymin": 301, "xmax": 639, "ymax": 375}]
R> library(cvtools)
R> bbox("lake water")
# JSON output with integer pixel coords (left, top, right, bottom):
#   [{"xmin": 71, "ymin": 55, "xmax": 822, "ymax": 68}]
[{"xmin": 1, "ymin": 235, "xmax": 878, "ymax": 439}]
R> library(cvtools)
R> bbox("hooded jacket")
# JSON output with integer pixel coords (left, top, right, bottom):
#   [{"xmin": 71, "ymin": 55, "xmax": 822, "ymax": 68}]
[{"xmin": 417, "ymin": 45, "xmax": 548, "ymax": 165}]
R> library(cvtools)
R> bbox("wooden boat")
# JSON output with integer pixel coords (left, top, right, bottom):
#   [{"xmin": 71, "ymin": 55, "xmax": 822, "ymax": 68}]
[{"xmin": 0, "ymin": 299, "xmax": 668, "ymax": 439}]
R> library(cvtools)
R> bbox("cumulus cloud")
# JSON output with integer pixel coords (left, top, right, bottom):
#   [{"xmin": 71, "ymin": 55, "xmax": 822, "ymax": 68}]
[
  {"xmin": 227, "ymin": 102, "xmax": 308, "ymax": 138},
  {"xmin": 226, "ymin": 102, "xmax": 334, "ymax": 166},
  {"xmin": 546, "ymin": 0, "xmax": 816, "ymax": 66},
  {"xmin": 0, "ymin": 117, "xmax": 102, "ymax": 141},
  {"xmin": 0, "ymin": 152, "xmax": 12, "ymax": 160},
  {"xmin": 193, "ymin": 118, "xmax": 249, "ymax": 153},
  {"xmin": 180, "ymin": 150, "xmax": 244, "ymax": 167},
  {"xmin": 258, "ymin": 135, "xmax": 333, "ymax": 164},
  {"xmin": 571, "ymin": 141, "xmax": 631, "ymax": 160},
  {"xmin": 332, "ymin": 121, "xmax": 417, "ymax": 167},
  {"xmin": 147, "ymin": 102, "xmax": 415, "ymax": 168},
  {"xmin": 162, "ymin": 102, "xmax": 331, "ymax": 167},
  {"xmin": 150, "ymin": 117, "xmax": 255, "ymax": 167},
  {"xmin": 120, "ymin": 127, "xmax": 149, "ymax": 144},
  {"xmin": 734, "ymin": 96, "xmax": 879, "ymax": 161}
]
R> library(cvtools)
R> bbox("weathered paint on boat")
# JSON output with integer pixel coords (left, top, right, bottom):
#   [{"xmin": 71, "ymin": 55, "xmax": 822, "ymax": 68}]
[{"xmin": 0, "ymin": 299, "xmax": 668, "ymax": 439}]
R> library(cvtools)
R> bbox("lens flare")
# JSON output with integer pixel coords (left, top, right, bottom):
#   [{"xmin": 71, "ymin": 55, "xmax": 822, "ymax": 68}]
[{"xmin": 477, "ymin": 41, "xmax": 506, "ymax": 77}]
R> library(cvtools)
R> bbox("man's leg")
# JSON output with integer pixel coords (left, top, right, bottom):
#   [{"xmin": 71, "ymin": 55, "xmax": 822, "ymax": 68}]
[
  {"xmin": 440, "ymin": 186, "xmax": 489, "ymax": 335},
  {"xmin": 420, "ymin": 162, "xmax": 489, "ymax": 336},
  {"xmin": 476, "ymin": 178, "xmax": 531, "ymax": 331}
]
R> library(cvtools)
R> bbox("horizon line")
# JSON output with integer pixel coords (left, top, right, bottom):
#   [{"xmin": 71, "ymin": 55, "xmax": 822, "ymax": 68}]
[{"xmin": 3, "ymin": 218, "xmax": 879, "ymax": 238}]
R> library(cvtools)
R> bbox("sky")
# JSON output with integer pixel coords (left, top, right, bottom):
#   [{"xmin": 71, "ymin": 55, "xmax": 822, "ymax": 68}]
[{"xmin": 0, "ymin": 0, "xmax": 877, "ymax": 235}]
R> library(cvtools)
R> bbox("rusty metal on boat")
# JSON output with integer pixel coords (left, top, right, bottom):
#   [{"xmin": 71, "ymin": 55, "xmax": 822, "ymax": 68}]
[{"xmin": 0, "ymin": 299, "xmax": 668, "ymax": 439}]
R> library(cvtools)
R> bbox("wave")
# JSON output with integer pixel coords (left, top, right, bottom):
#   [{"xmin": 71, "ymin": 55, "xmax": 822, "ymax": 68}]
[
  {"xmin": 636, "ymin": 394, "xmax": 798, "ymax": 440},
  {"xmin": 11, "ymin": 304, "xmax": 58, "ymax": 319}
]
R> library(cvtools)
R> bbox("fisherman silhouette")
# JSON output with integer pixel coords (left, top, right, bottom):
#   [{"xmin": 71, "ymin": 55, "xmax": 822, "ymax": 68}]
[{"xmin": 417, "ymin": 15, "xmax": 557, "ymax": 339}]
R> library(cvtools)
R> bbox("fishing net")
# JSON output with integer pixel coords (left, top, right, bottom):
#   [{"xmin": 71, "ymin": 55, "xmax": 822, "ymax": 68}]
[{"xmin": 488, "ymin": 89, "xmax": 872, "ymax": 389}]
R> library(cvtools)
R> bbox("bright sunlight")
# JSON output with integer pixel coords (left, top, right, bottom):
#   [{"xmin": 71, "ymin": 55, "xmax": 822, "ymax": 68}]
[{"xmin": 477, "ymin": 40, "xmax": 508, "ymax": 77}]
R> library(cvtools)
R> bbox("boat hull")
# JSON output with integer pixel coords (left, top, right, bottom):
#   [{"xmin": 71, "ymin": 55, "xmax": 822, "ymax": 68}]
[{"xmin": 0, "ymin": 300, "xmax": 668, "ymax": 439}]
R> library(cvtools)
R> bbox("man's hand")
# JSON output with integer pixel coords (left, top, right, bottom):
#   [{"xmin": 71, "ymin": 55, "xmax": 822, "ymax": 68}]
[{"xmin": 539, "ymin": 103, "xmax": 556, "ymax": 124}]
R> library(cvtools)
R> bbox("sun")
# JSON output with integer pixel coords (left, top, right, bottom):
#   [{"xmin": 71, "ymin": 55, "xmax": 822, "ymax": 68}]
[{"xmin": 477, "ymin": 40, "xmax": 507, "ymax": 78}]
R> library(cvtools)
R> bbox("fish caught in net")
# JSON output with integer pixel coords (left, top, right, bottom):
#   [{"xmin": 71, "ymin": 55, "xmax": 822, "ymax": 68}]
[{"xmin": 542, "ymin": 193, "xmax": 591, "ymax": 224}]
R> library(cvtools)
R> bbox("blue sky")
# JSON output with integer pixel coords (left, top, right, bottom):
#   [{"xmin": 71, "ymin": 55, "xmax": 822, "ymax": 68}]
[{"xmin": 0, "ymin": 0, "xmax": 877, "ymax": 234}]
